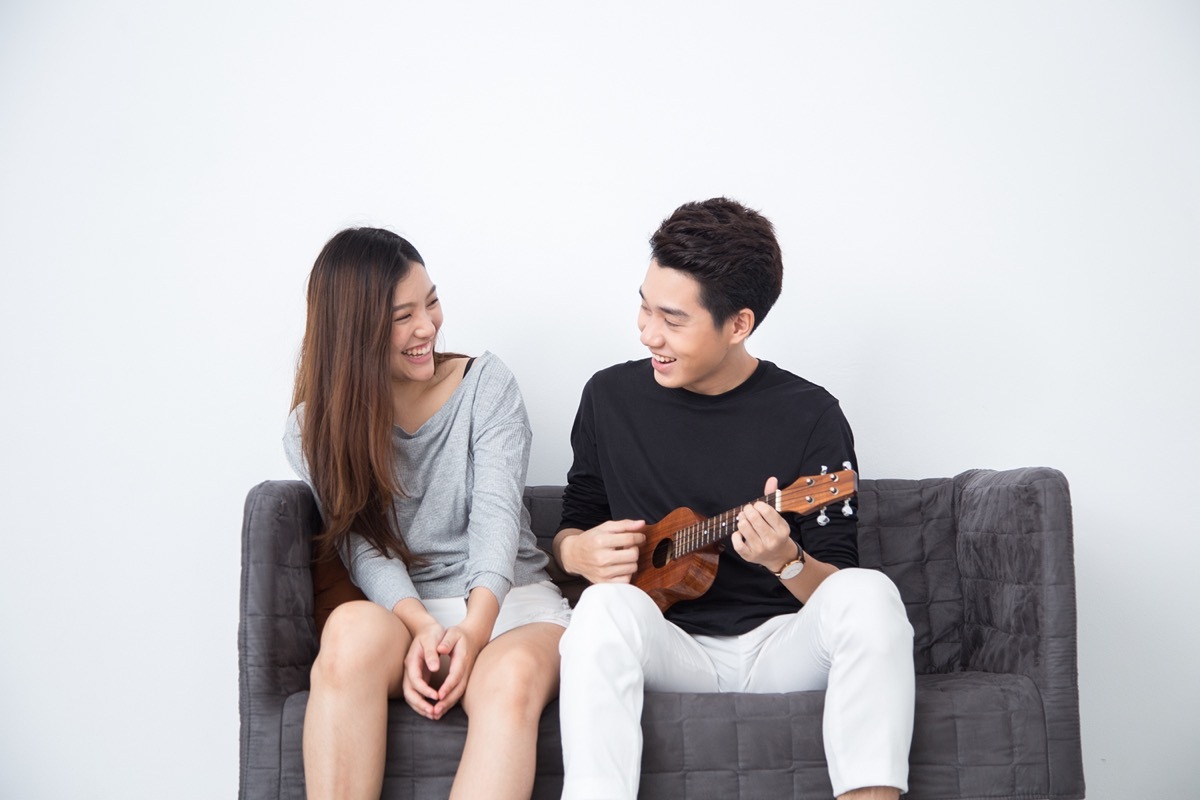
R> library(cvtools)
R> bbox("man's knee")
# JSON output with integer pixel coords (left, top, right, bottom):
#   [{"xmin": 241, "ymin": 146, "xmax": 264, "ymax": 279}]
[
  {"xmin": 561, "ymin": 583, "xmax": 655, "ymax": 660},
  {"xmin": 821, "ymin": 568, "xmax": 903, "ymax": 608},
  {"xmin": 819, "ymin": 569, "xmax": 913, "ymax": 642},
  {"xmin": 570, "ymin": 583, "xmax": 651, "ymax": 625}
]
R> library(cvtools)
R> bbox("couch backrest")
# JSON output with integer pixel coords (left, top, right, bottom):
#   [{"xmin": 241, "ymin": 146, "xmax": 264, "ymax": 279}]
[
  {"xmin": 856, "ymin": 478, "xmax": 964, "ymax": 674},
  {"xmin": 523, "ymin": 479, "xmax": 965, "ymax": 676}
]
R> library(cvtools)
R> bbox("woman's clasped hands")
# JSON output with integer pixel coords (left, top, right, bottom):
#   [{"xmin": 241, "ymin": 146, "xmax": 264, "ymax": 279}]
[{"xmin": 402, "ymin": 618, "xmax": 487, "ymax": 721}]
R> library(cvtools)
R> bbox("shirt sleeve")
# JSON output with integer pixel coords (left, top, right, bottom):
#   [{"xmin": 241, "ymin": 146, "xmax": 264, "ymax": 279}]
[
  {"xmin": 792, "ymin": 400, "xmax": 860, "ymax": 570},
  {"xmin": 558, "ymin": 375, "xmax": 613, "ymax": 533},
  {"xmin": 460, "ymin": 357, "xmax": 533, "ymax": 606},
  {"xmin": 346, "ymin": 535, "xmax": 420, "ymax": 611}
]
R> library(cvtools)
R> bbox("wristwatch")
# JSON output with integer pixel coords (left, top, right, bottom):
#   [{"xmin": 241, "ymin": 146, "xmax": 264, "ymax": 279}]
[{"xmin": 772, "ymin": 541, "xmax": 805, "ymax": 580}]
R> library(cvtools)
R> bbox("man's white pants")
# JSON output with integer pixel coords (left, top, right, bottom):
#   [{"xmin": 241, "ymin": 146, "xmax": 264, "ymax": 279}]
[{"xmin": 558, "ymin": 568, "xmax": 915, "ymax": 799}]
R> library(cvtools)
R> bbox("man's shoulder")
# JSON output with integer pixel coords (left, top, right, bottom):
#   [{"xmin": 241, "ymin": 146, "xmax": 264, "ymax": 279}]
[
  {"xmin": 584, "ymin": 359, "xmax": 651, "ymax": 392},
  {"xmin": 752, "ymin": 360, "xmax": 840, "ymax": 406}
]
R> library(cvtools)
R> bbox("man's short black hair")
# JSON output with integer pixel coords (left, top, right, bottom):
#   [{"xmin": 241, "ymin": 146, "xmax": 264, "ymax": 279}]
[{"xmin": 649, "ymin": 197, "xmax": 783, "ymax": 332}]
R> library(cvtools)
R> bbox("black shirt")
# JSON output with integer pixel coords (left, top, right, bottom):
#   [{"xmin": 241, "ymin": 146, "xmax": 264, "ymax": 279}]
[{"xmin": 559, "ymin": 358, "xmax": 859, "ymax": 636}]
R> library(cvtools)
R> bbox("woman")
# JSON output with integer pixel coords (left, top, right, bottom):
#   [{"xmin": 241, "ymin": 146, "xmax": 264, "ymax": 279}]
[{"xmin": 284, "ymin": 227, "xmax": 569, "ymax": 799}]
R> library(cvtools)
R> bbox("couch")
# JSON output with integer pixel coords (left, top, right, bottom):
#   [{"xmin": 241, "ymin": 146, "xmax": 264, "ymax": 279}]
[{"xmin": 239, "ymin": 466, "xmax": 1085, "ymax": 799}]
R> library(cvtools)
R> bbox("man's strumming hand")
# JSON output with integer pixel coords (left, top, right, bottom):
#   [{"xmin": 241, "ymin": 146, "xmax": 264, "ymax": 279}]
[{"xmin": 555, "ymin": 520, "xmax": 646, "ymax": 584}]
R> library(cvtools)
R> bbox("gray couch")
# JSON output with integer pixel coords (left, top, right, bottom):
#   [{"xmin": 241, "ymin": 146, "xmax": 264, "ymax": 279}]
[{"xmin": 239, "ymin": 467, "xmax": 1084, "ymax": 799}]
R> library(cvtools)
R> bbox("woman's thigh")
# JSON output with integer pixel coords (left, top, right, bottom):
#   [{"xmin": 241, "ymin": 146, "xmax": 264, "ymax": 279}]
[{"xmin": 492, "ymin": 581, "xmax": 572, "ymax": 637}]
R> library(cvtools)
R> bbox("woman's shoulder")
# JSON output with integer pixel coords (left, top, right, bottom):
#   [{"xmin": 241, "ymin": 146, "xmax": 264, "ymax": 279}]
[
  {"xmin": 465, "ymin": 351, "xmax": 518, "ymax": 387},
  {"xmin": 463, "ymin": 352, "xmax": 529, "ymax": 419}
]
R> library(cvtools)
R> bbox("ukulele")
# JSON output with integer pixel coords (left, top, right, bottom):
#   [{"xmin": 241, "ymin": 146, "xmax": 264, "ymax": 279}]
[{"xmin": 630, "ymin": 466, "xmax": 857, "ymax": 613}]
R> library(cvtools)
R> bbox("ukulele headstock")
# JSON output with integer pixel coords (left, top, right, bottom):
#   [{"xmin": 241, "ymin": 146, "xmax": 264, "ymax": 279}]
[{"xmin": 778, "ymin": 463, "xmax": 857, "ymax": 522}]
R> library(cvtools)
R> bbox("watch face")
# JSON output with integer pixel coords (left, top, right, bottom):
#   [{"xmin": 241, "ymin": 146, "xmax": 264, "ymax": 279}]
[{"xmin": 780, "ymin": 560, "xmax": 805, "ymax": 580}]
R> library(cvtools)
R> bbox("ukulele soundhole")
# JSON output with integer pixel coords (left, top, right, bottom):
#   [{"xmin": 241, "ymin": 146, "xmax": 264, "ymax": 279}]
[{"xmin": 651, "ymin": 538, "xmax": 673, "ymax": 569}]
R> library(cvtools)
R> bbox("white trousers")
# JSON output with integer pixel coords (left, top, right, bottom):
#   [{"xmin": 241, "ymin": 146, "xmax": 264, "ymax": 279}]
[{"xmin": 558, "ymin": 569, "xmax": 915, "ymax": 799}]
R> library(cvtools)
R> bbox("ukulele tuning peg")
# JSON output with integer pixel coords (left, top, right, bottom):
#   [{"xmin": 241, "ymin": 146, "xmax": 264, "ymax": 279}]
[
  {"xmin": 842, "ymin": 499, "xmax": 854, "ymax": 517},
  {"xmin": 817, "ymin": 508, "xmax": 830, "ymax": 526},
  {"xmin": 820, "ymin": 465, "xmax": 829, "ymax": 475},
  {"xmin": 842, "ymin": 461, "xmax": 853, "ymax": 471}
]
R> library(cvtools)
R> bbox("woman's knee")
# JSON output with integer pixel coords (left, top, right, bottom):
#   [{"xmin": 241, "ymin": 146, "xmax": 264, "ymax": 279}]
[
  {"xmin": 312, "ymin": 600, "xmax": 405, "ymax": 688},
  {"xmin": 466, "ymin": 638, "xmax": 559, "ymax": 720}
]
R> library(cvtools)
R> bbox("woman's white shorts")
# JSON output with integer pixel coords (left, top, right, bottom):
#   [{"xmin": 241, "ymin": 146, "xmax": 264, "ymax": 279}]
[{"xmin": 424, "ymin": 580, "xmax": 571, "ymax": 640}]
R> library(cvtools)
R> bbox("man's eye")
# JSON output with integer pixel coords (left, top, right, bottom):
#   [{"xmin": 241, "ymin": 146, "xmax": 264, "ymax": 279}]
[{"xmin": 428, "ymin": 298, "xmax": 439, "ymax": 308}]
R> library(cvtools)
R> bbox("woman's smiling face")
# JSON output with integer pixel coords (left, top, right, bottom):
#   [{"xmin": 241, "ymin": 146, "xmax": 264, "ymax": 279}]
[{"xmin": 388, "ymin": 262, "xmax": 443, "ymax": 384}]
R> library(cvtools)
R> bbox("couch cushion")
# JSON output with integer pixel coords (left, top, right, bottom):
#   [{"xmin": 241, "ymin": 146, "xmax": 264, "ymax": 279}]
[
  {"xmin": 279, "ymin": 671, "xmax": 1049, "ymax": 800},
  {"xmin": 909, "ymin": 672, "xmax": 1050, "ymax": 799}
]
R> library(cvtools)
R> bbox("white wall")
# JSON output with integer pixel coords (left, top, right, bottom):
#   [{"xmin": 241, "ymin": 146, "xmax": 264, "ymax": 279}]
[{"xmin": 1, "ymin": 2, "xmax": 1196, "ymax": 797}]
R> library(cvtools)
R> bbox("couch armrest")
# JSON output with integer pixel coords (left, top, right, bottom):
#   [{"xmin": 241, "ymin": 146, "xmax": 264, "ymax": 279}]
[
  {"xmin": 238, "ymin": 480, "xmax": 321, "ymax": 799},
  {"xmin": 954, "ymin": 466, "xmax": 1084, "ymax": 797}
]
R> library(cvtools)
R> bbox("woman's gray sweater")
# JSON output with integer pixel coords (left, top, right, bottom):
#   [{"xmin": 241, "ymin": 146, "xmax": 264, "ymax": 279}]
[{"xmin": 284, "ymin": 351, "xmax": 550, "ymax": 612}]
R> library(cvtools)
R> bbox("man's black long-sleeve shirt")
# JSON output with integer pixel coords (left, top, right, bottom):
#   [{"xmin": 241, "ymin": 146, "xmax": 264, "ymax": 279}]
[{"xmin": 559, "ymin": 358, "xmax": 859, "ymax": 636}]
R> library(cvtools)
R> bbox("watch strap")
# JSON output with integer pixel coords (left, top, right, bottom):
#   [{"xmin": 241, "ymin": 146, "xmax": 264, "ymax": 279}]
[{"xmin": 772, "ymin": 541, "xmax": 805, "ymax": 578}]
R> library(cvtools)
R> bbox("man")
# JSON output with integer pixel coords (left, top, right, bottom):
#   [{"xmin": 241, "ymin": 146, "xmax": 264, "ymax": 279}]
[{"xmin": 553, "ymin": 198, "xmax": 915, "ymax": 800}]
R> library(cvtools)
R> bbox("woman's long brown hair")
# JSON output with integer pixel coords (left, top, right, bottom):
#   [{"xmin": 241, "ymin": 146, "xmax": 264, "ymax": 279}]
[{"xmin": 291, "ymin": 227, "xmax": 432, "ymax": 565}]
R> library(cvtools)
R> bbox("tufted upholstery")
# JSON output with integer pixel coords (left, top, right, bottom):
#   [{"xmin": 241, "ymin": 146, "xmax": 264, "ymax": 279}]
[{"xmin": 239, "ymin": 467, "xmax": 1084, "ymax": 799}]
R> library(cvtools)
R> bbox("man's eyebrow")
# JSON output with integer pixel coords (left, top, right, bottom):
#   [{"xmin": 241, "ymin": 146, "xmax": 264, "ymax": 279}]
[
  {"xmin": 392, "ymin": 285, "xmax": 437, "ymax": 312},
  {"xmin": 638, "ymin": 288, "xmax": 689, "ymax": 319}
]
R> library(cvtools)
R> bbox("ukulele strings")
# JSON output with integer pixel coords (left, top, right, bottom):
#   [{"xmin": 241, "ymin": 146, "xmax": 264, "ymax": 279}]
[
  {"xmin": 671, "ymin": 495, "xmax": 770, "ymax": 557},
  {"xmin": 670, "ymin": 479, "xmax": 844, "ymax": 558}
]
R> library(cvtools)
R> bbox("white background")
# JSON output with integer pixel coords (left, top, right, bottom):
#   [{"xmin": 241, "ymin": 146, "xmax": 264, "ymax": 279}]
[{"xmin": 1, "ymin": 2, "xmax": 1197, "ymax": 797}]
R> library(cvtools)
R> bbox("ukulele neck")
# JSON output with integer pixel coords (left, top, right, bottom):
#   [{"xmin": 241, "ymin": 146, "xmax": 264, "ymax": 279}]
[
  {"xmin": 668, "ymin": 468, "xmax": 855, "ymax": 558},
  {"xmin": 672, "ymin": 492, "xmax": 778, "ymax": 558}
]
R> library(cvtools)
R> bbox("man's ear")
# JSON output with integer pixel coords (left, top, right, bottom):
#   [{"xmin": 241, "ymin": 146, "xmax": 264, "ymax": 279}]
[{"xmin": 728, "ymin": 308, "xmax": 755, "ymax": 344}]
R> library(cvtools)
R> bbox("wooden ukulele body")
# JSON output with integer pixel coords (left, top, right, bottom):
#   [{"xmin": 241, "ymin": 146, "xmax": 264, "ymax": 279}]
[{"xmin": 633, "ymin": 506, "xmax": 721, "ymax": 613}]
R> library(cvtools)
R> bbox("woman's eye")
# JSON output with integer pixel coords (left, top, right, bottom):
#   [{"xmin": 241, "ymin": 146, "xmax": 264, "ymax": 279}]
[{"xmin": 394, "ymin": 314, "xmax": 412, "ymax": 323}]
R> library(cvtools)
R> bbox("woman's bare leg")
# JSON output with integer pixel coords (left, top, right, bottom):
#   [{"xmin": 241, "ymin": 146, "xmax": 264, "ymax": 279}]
[
  {"xmin": 303, "ymin": 601, "xmax": 410, "ymax": 800},
  {"xmin": 450, "ymin": 622, "xmax": 564, "ymax": 800}
]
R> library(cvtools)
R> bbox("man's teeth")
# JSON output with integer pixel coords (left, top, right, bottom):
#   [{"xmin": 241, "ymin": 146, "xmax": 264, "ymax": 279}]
[{"xmin": 653, "ymin": 355, "xmax": 676, "ymax": 363}]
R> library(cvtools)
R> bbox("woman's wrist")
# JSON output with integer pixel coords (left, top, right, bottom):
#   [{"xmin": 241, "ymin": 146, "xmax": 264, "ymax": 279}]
[
  {"xmin": 455, "ymin": 617, "xmax": 492, "ymax": 648},
  {"xmin": 392, "ymin": 597, "xmax": 437, "ymax": 633}
]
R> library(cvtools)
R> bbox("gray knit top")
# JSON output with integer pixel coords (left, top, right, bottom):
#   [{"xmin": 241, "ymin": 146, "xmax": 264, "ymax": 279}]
[{"xmin": 284, "ymin": 351, "xmax": 550, "ymax": 611}]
